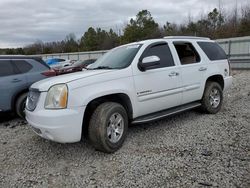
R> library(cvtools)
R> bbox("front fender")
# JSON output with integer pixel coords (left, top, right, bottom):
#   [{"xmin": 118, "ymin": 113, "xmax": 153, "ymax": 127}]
[{"xmin": 67, "ymin": 76, "xmax": 137, "ymax": 115}]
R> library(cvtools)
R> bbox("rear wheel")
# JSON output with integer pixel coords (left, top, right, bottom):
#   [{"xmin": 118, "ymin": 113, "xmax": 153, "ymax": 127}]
[
  {"xmin": 15, "ymin": 93, "xmax": 27, "ymax": 119},
  {"xmin": 201, "ymin": 81, "xmax": 223, "ymax": 114},
  {"xmin": 88, "ymin": 102, "xmax": 128, "ymax": 153}
]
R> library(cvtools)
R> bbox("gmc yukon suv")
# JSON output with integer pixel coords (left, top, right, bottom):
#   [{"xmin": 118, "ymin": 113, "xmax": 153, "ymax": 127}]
[{"xmin": 26, "ymin": 36, "xmax": 232, "ymax": 153}]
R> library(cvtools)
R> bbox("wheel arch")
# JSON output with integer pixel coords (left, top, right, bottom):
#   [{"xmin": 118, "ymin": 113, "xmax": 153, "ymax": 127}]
[
  {"xmin": 205, "ymin": 74, "xmax": 224, "ymax": 90},
  {"xmin": 11, "ymin": 88, "xmax": 29, "ymax": 110},
  {"xmin": 81, "ymin": 93, "xmax": 133, "ymax": 138}
]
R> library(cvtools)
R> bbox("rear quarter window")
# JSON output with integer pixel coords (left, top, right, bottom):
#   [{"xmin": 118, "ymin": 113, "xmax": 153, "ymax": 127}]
[
  {"xmin": 197, "ymin": 42, "xmax": 227, "ymax": 61},
  {"xmin": 33, "ymin": 58, "xmax": 50, "ymax": 69},
  {"xmin": 28, "ymin": 59, "xmax": 50, "ymax": 72}
]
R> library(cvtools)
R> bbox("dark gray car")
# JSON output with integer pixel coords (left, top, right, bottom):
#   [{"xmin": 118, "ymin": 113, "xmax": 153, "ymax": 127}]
[{"xmin": 0, "ymin": 56, "xmax": 56, "ymax": 118}]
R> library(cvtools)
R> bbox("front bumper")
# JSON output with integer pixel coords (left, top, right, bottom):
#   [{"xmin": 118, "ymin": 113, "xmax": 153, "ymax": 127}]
[{"xmin": 26, "ymin": 106, "xmax": 85, "ymax": 143}]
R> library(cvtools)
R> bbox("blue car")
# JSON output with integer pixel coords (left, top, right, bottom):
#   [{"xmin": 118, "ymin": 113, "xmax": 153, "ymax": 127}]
[
  {"xmin": 0, "ymin": 56, "xmax": 56, "ymax": 118},
  {"xmin": 45, "ymin": 58, "xmax": 66, "ymax": 66}
]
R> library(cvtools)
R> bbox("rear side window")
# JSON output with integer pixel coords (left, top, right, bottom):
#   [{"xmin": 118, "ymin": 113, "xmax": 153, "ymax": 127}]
[
  {"xmin": 141, "ymin": 43, "xmax": 175, "ymax": 70},
  {"xmin": 0, "ymin": 60, "xmax": 15, "ymax": 77},
  {"xmin": 198, "ymin": 42, "xmax": 227, "ymax": 61},
  {"xmin": 13, "ymin": 60, "xmax": 33, "ymax": 73},
  {"xmin": 174, "ymin": 42, "xmax": 200, "ymax": 65}
]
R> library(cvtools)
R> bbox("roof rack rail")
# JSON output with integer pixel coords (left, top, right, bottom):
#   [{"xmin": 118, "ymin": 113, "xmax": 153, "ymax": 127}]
[{"xmin": 163, "ymin": 36, "xmax": 210, "ymax": 40}]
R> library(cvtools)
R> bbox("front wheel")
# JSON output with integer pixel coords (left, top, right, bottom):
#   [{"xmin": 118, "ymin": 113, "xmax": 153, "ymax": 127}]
[
  {"xmin": 88, "ymin": 102, "xmax": 128, "ymax": 153},
  {"xmin": 15, "ymin": 93, "xmax": 27, "ymax": 119},
  {"xmin": 201, "ymin": 81, "xmax": 223, "ymax": 114}
]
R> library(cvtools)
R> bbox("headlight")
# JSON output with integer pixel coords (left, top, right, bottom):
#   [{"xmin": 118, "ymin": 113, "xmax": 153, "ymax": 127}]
[{"xmin": 45, "ymin": 84, "xmax": 68, "ymax": 109}]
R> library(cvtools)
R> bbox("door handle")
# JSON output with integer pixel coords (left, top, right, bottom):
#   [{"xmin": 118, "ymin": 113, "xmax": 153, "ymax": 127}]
[
  {"xmin": 11, "ymin": 78, "xmax": 22, "ymax": 83},
  {"xmin": 199, "ymin": 67, "xmax": 207, "ymax": 71},
  {"xmin": 169, "ymin": 72, "xmax": 179, "ymax": 77}
]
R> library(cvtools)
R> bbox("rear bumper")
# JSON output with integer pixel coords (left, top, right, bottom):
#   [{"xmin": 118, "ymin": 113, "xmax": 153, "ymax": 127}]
[
  {"xmin": 26, "ymin": 106, "xmax": 85, "ymax": 143},
  {"xmin": 224, "ymin": 76, "xmax": 233, "ymax": 91}
]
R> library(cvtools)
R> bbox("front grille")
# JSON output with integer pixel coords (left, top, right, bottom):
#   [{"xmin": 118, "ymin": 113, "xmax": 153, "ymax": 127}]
[{"xmin": 26, "ymin": 90, "xmax": 40, "ymax": 111}]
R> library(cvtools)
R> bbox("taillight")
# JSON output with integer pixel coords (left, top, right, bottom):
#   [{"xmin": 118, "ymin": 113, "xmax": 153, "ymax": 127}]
[
  {"xmin": 227, "ymin": 59, "xmax": 232, "ymax": 76},
  {"xmin": 41, "ymin": 69, "xmax": 56, "ymax": 77}
]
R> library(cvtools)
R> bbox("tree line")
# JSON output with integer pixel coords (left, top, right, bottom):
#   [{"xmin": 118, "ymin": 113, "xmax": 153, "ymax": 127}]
[{"xmin": 1, "ymin": 5, "xmax": 250, "ymax": 55}]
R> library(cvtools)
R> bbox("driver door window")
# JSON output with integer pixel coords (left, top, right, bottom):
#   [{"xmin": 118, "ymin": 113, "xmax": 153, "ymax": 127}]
[{"xmin": 140, "ymin": 43, "xmax": 175, "ymax": 70}]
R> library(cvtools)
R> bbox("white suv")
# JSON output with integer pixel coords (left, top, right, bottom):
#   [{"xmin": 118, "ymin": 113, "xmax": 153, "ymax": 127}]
[{"xmin": 26, "ymin": 36, "xmax": 232, "ymax": 153}]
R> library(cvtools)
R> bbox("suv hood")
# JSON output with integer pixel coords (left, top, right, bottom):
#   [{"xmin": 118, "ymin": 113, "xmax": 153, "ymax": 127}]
[{"xmin": 31, "ymin": 70, "xmax": 114, "ymax": 91}]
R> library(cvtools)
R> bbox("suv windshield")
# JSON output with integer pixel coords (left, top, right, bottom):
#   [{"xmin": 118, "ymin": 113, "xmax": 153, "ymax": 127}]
[{"xmin": 88, "ymin": 44, "xmax": 142, "ymax": 70}]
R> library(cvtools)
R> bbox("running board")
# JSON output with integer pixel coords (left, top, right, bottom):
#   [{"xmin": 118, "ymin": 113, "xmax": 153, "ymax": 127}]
[{"xmin": 132, "ymin": 102, "xmax": 201, "ymax": 124}]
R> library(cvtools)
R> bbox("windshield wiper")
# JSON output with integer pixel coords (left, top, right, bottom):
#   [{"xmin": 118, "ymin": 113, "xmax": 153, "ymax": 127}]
[{"xmin": 89, "ymin": 66, "xmax": 114, "ymax": 70}]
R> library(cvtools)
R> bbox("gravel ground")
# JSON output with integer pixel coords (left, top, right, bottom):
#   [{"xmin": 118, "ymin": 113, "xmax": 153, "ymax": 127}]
[{"xmin": 0, "ymin": 71, "xmax": 250, "ymax": 188}]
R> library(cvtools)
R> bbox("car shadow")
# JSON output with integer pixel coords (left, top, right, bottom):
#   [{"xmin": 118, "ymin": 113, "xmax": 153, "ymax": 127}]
[
  {"xmin": 30, "ymin": 110, "xmax": 202, "ymax": 155},
  {"xmin": 0, "ymin": 112, "xmax": 18, "ymax": 123}
]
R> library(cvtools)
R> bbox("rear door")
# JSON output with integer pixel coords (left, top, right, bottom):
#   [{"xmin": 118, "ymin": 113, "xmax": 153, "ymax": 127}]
[
  {"xmin": 133, "ymin": 42, "xmax": 182, "ymax": 117},
  {"xmin": 14, "ymin": 59, "xmax": 49, "ymax": 86},
  {"xmin": 0, "ymin": 60, "xmax": 27, "ymax": 111},
  {"xmin": 172, "ymin": 41, "xmax": 206, "ymax": 104}
]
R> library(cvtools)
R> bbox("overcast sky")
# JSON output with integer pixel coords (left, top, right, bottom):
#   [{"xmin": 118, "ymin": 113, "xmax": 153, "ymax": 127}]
[{"xmin": 0, "ymin": 0, "xmax": 249, "ymax": 48}]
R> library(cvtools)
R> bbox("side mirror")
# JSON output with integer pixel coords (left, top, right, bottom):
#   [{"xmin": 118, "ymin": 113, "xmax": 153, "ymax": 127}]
[{"xmin": 139, "ymin": 56, "xmax": 160, "ymax": 71}]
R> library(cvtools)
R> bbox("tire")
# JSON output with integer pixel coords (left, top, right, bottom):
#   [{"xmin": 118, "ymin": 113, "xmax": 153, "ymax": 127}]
[
  {"xmin": 88, "ymin": 102, "xmax": 128, "ymax": 153},
  {"xmin": 15, "ymin": 93, "xmax": 27, "ymax": 119},
  {"xmin": 201, "ymin": 81, "xmax": 223, "ymax": 114}
]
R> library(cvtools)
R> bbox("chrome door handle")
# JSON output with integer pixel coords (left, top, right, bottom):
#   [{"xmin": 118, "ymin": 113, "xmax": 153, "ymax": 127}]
[
  {"xmin": 11, "ymin": 78, "xmax": 22, "ymax": 83},
  {"xmin": 199, "ymin": 67, "xmax": 207, "ymax": 71},
  {"xmin": 169, "ymin": 72, "xmax": 179, "ymax": 77}
]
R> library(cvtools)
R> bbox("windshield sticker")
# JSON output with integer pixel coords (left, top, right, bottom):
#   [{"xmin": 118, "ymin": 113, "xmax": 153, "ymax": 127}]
[{"xmin": 126, "ymin": 45, "xmax": 140, "ymax": 49}]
